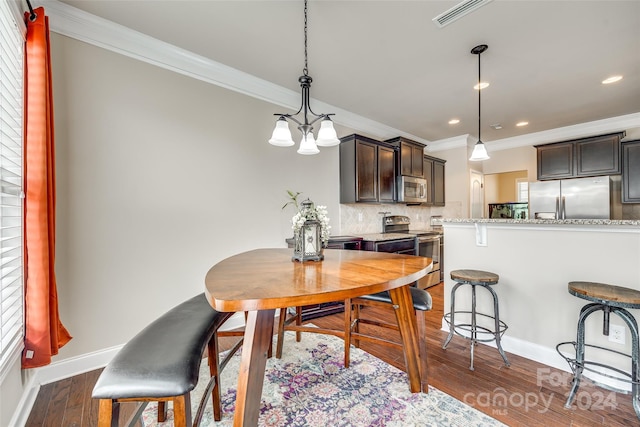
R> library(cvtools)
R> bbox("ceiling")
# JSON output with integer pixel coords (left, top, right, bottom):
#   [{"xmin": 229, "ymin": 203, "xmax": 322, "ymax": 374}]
[{"xmin": 49, "ymin": 0, "xmax": 640, "ymax": 147}]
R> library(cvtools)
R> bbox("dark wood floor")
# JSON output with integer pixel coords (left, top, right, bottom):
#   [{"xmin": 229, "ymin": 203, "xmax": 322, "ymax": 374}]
[{"xmin": 25, "ymin": 283, "xmax": 639, "ymax": 426}]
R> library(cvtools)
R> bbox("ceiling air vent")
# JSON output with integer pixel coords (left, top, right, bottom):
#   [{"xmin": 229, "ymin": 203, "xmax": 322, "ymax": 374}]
[{"xmin": 432, "ymin": 0, "xmax": 493, "ymax": 28}]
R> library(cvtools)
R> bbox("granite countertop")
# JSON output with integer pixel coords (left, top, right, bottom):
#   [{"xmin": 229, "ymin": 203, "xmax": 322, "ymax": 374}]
[
  {"xmin": 358, "ymin": 232, "xmax": 418, "ymax": 242},
  {"xmin": 327, "ymin": 235, "xmax": 364, "ymax": 242},
  {"xmin": 436, "ymin": 218, "xmax": 640, "ymax": 226}
]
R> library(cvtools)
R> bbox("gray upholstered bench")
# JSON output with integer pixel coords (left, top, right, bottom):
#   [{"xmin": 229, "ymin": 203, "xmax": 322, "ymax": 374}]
[{"xmin": 92, "ymin": 293, "xmax": 239, "ymax": 427}]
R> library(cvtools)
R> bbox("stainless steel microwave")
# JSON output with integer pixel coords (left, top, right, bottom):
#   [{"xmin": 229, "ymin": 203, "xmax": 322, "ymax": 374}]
[{"xmin": 398, "ymin": 176, "xmax": 428, "ymax": 203}]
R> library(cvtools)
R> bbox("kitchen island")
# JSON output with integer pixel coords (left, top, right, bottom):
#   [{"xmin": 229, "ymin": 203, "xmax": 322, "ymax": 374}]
[{"xmin": 440, "ymin": 218, "xmax": 640, "ymax": 389}]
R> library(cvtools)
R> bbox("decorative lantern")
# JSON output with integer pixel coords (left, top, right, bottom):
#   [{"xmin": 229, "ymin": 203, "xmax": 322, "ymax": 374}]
[{"xmin": 292, "ymin": 199, "xmax": 324, "ymax": 262}]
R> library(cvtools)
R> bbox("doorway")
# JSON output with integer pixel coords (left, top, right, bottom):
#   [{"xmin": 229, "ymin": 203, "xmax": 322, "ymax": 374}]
[{"xmin": 470, "ymin": 170, "xmax": 484, "ymax": 218}]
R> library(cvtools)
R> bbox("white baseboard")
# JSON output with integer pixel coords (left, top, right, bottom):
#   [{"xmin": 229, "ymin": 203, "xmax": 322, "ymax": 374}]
[
  {"xmin": 10, "ymin": 377, "xmax": 39, "ymax": 427},
  {"xmin": 438, "ymin": 321, "xmax": 632, "ymax": 392}
]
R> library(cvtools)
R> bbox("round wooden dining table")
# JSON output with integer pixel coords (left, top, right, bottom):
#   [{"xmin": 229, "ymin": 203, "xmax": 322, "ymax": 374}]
[{"xmin": 205, "ymin": 248, "xmax": 432, "ymax": 427}]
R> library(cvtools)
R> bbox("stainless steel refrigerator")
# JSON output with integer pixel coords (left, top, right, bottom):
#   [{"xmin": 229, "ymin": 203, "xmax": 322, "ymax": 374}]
[{"xmin": 528, "ymin": 176, "xmax": 611, "ymax": 219}]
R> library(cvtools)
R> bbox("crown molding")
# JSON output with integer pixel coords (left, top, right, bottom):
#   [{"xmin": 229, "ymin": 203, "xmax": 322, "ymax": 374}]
[
  {"xmin": 38, "ymin": 0, "xmax": 639, "ymax": 153},
  {"xmin": 426, "ymin": 134, "xmax": 473, "ymax": 152},
  {"xmin": 428, "ymin": 112, "xmax": 640, "ymax": 153},
  {"xmin": 486, "ymin": 112, "xmax": 640, "ymax": 151},
  {"xmin": 39, "ymin": 0, "xmax": 428, "ymax": 145}
]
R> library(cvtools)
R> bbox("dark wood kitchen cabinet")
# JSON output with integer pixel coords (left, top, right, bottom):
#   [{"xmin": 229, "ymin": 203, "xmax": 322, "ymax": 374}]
[
  {"xmin": 433, "ymin": 158, "xmax": 446, "ymax": 206},
  {"xmin": 386, "ymin": 137, "xmax": 425, "ymax": 178},
  {"xmin": 423, "ymin": 155, "xmax": 446, "ymax": 206},
  {"xmin": 535, "ymin": 132, "xmax": 624, "ymax": 180},
  {"xmin": 622, "ymin": 140, "xmax": 640, "ymax": 203},
  {"xmin": 340, "ymin": 134, "xmax": 396, "ymax": 203},
  {"xmin": 536, "ymin": 141, "xmax": 574, "ymax": 180}
]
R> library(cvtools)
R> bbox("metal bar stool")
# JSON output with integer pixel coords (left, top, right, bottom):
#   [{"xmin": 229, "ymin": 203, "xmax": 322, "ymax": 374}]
[
  {"xmin": 556, "ymin": 281, "xmax": 640, "ymax": 420},
  {"xmin": 442, "ymin": 269, "xmax": 510, "ymax": 370}
]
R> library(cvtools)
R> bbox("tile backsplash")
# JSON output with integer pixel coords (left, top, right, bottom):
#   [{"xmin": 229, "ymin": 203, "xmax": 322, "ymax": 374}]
[
  {"xmin": 339, "ymin": 202, "xmax": 463, "ymax": 235},
  {"xmin": 337, "ymin": 199, "xmax": 639, "ymax": 236}
]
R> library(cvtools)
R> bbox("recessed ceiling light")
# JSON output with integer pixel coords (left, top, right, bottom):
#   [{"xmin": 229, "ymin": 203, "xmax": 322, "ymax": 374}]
[
  {"xmin": 516, "ymin": 121, "xmax": 529, "ymax": 127},
  {"xmin": 448, "ymin": 119, "xmax": 460, "ymax": 125},
  {"xmin": 602, "ymin": 75, "xmax": 623, "ymax": 84},
  {"xmin": 490, "ymin": 123, "xmax": 502, "ymax": 130},
  {"xmin": 473, "ymin": 82, "xmax": 489, "ymax": 90}
]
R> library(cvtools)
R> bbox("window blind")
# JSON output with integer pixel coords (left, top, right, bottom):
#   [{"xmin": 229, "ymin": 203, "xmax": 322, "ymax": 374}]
[{"xmin": 0, "ymin": 1, "xmax": 25, "ymax": 376}]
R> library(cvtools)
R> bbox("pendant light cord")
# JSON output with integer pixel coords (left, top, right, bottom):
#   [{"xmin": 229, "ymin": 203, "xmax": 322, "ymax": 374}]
[
  {"xmin": 478, "ymin": 49, "xmax": 482, "ymax": 142},
  {"xmin": 471, "ymin": 44, "xmax": 487, "ymax": 143},
  {"xmin": 303, "ymin": 0, "xmax": 309, "ymax": 77}
]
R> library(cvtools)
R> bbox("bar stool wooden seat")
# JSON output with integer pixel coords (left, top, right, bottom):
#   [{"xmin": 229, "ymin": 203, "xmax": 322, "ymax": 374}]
[
  {"xmin": 556, "ymin": 281, "xmax": 640, "ymax": 420},
  {"xmin": 442, "ymin": 269, "xmax": 510, "ymax": 370}
]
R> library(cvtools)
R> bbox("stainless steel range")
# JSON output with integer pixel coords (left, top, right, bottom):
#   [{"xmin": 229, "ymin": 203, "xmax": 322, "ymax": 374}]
[{"xmin": 382, "ymin": 215, "xmax": 442, "ymax": 289}]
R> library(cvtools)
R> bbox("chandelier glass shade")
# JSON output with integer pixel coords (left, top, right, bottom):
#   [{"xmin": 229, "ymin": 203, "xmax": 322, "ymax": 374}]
[
  {"xmin": 469, "ymin": 44, "xmax": 490, "ymax": 161},
  {"xmin": 268, "ymin": 0, "xmax": 339, "ymax": 155}
]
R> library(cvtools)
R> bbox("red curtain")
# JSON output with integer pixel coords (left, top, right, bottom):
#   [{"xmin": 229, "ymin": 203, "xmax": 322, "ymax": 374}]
[{"xmin": 22, "ymin": 6, "xmax": 71, "ymax": 369}]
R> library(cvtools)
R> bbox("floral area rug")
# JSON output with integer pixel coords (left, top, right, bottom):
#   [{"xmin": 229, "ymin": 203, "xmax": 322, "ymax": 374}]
[{"xmin": 141, "ymin": 330, "xmax": 504, "ymax": 426}]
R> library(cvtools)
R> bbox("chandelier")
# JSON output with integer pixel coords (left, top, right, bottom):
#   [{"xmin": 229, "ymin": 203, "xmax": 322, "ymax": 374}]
[
  {"xmin": 469, "ymin": 44, "xmax": 490, "ymax": 161},
  {"xmin": 268, "ymin": 0, "xmax": 339, "ymax": 155}
]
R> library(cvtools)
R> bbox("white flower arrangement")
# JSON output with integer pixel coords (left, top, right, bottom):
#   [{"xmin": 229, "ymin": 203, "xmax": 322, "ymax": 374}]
[
  {"xmin": 292, "ymin": 203, "xmax": 331, "ymax": 245},
  {"xmin": 283, "ymin": 190, "xmax": 331, "ymax": 246}
]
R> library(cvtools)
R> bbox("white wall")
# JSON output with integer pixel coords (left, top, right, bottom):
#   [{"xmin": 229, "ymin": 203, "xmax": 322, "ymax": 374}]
[
  {"xmin": 50, "ymin": 34, "xmax": 354, "ymax": 359},
  {"xmin": 13, "ymin": 31, "xmax": 354, "ymax": 421},
  {"xmin": 443, "ymin": 222, "xmax": 640, "ymax": 386},
  {"xmin": 482, "ymin": 145, "xmax": 537, "ymax": 179}
]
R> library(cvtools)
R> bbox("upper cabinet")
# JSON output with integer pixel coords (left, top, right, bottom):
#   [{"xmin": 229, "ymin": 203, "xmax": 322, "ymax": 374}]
[
  {"xmin": 423, "ymin": 155, "xmax": 446, "ymax": 206},
  {"xmin": 536, "ymin": 141, "xmax": 574, "ymax": 179},
  {"xmin": 386, "ymin": 137, "xmax": 425, "ymax": 178},
  {"xmin": 433, "ymin": 158, "xmax": 446, "ymax": 206},
  {"xmin": 535, "ymin": 132, "xmax": 624, "ymax": 180},
  {"xmin": 622, "ymin": 140, "xmax": 640, "ymax": 204},
  {"xmin": 340, "ymin": 134, "xmax": 396, "ymax": 203}
]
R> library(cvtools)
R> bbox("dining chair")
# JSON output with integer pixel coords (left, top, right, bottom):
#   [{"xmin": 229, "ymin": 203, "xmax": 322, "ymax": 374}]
[
  {"xmin": 276, "ymin": 286, "xmax": 432, "ymax": 393},
  {"xmin": 346, "ymin": 287, "xmax": 432, "ymax": 393}
]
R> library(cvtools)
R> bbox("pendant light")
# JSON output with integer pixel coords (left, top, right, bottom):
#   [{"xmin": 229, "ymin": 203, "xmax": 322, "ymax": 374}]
[
  {"xmin": 469, "ymin": 44, "xmax": 490, "ymax": 161},
  {"xmin": 268, "ymin": 0, "xmax": 339, "ymax": 155}
]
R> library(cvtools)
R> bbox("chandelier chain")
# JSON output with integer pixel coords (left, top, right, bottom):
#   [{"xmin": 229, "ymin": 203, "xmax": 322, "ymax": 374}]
[
  {"xmin": 303, "ymin": 0, "xmax": 309, "ymax": 76},
  {"xmin": 267, "ymin": 0, "xmax": 338, "ymax": 152}
]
